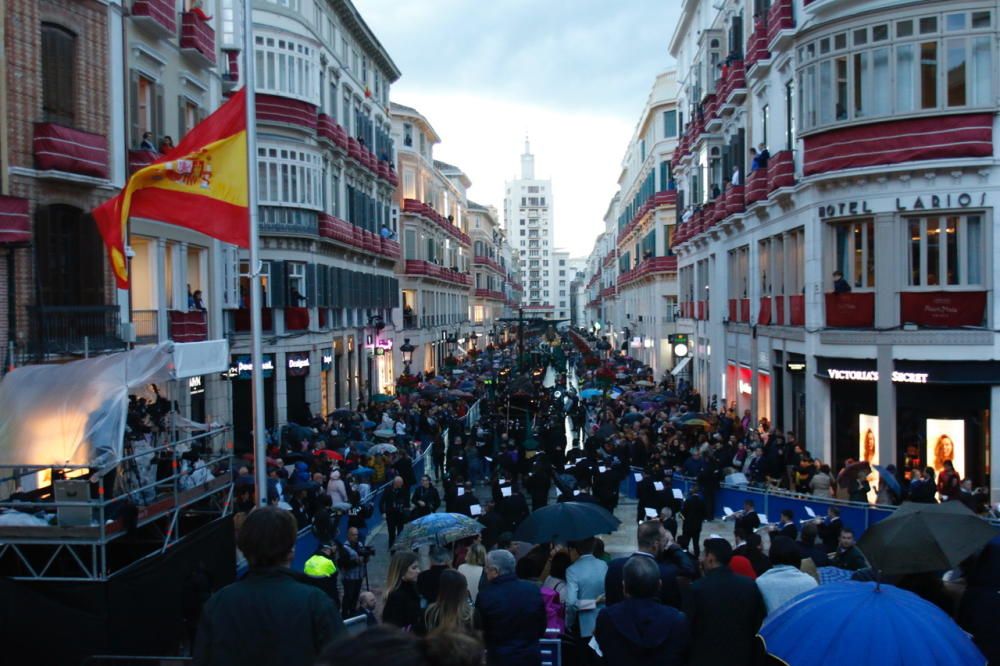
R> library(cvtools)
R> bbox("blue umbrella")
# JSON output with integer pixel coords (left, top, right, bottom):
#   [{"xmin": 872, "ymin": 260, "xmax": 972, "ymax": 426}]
[
  {"xmin": 579, "ymin": 388, "xmax": 603, "ymax": 399},
  {"xmin": 361, "ymin": 420, "xmax": 376, "ymax": 429},
  {"xmin": 873, "ymin": 465, "xmax": 902, "ymax": 496},
  {"xmin": 350, "ymin": 466, "xmax": 375, "ymax": 478},
  {"xmin": 759, "ymin": 582, "xmax": 986, "ymax": 666}
]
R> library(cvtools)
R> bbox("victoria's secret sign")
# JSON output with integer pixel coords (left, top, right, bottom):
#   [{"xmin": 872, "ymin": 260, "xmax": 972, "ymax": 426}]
[{"xmin": 818, "ymin": 193, "xmax": 987, "ymax": 219}]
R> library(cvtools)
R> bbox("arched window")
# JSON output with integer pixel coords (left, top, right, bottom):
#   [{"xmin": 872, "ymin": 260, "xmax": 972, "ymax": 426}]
[
  {"xmin": 41, "ymin": 23, "xmax": 76, "ymax": 125},
  {"xmin": 34, "ymin": 204, "xmax": 104, "ymax": 305}
]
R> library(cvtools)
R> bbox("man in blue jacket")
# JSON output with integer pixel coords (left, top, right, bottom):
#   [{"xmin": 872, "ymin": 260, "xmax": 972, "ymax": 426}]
[
  {"xmin": 476, "ymin": 548, "xmax": 547, "ymax": 666},
  {"xmin": 592, "ymin": 555, "xmax": 690, "ymax": 665}
]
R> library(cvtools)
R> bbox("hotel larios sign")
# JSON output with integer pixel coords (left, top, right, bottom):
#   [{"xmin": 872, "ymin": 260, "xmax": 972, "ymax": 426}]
[{"xmin": 818, "ymin": 193, "xmax": 987, "ymax": 219}]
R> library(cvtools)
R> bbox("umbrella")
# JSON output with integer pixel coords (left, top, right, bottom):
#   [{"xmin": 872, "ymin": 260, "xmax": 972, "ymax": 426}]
[
  {"xmin": 393, "ymin": 512, "xmax": 484, "ymax": 550},
  {"xmin": 514, "ymin": 501, "xmax": 621, "ymax": 544},
  {"xmin": 858, "ymin": 501, "xmax": 998, "ymax": 576},
  {"xmin": 371, "ymin": 393, "xmax": 395, "ymax": 404},
  {"xmin": 349, "ymin": 466, "xmax": 375, "ymax": 478},
  {"xmin": 361, "ymin": 420, "xmax": 377, "ymax": 429},
  {"xmin": 374, "ymin": 429, "xmax": 396, "ymax": 439},
  {"xmin": 448, "ymin": 389, "xmax": 474, "ymax": 398},
  {"xmin": 330, "ymin": 408, "xmax": 353, "ymax": 417},
  {"xmin": 579, "ymin": 388, "xmax": 603, "ymax": 399},
  {"xmin": 681, "ymin": 418, "xmax": 711, "ymax": 428},
  {"xmin": 316, "ymin": 449, "xmax": 344, "ymax": 461},
  {"xmin": 635, "ymin": 380, "xmax": 655, "ymax": 387},
  {"xmin": 873, "ymin": 465, "xmax": 902, "ymax": 496},
  {"xmin": 621, "ymin": 413, "xmax": 645, "ymax": 423},
  {"xmin": 367, "ymin": 443, "xmax": 398, "ymax": 456},
  {"xmin": 758, "ymin": 581, "xmax": 985, "ymax": 666}
]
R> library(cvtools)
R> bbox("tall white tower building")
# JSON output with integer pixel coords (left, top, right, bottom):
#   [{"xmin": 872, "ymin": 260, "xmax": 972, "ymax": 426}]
[{"xmin": 504, "ymin": 139, "xmax": 556, "ymax": 319}]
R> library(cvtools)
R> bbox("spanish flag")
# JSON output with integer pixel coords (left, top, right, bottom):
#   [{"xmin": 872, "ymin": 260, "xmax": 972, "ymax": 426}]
[{"xmin": 93, "ymin": 88, "xmax": 250, "ymax": 288}]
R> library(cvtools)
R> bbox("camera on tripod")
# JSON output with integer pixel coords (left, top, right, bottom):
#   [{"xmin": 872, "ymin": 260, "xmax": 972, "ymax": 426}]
[{"xmin": 356, "ymin": 544, "xmax": 376, "ymax": 558}]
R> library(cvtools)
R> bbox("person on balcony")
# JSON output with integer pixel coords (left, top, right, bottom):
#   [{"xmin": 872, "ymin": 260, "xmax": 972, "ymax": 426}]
[
  {"xmin": 757, "ymin": 143, "xmax": 770, "ymax": 168},
  {"xmin": 749, "ymin": 148, "xmax": 759, "ymax": 172},
  {"xmin": 832, "ymin": 270, "xmax": 852, "ymax": 293},
  {"xmin": 380, "ymin": 222, "xmax": 393, "ymax": 239},
  {"xmin": 158, "ymin": 135, "xmax": 175, "ymax": 154},
  {"xmin": 140, "ymin": 131, "xmax": 156, "ymax": 151}
]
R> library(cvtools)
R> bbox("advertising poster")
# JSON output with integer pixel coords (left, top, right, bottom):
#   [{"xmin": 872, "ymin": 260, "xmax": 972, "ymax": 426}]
[
  {"xmin": 926, "ymin": 419, "xmax": 965, "ymax": 479},
  {"xmin": 858, "ymin": 414, "xmax": 879, "ymax": 503}
]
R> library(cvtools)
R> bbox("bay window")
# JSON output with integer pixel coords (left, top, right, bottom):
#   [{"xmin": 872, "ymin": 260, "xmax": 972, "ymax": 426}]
[
  {"xmin": 906, "ymin": 214, "xmax": 982, "ymax": 287},
  {"xmin": 257, "ymin": 145, "xmax": 323, "ymax": 209},
  {"xmin": 797, "ymin": 10, "xmax": 993, "ymax": 132},
  {"xmin": 254, "ymin": 34, "xmax": 317, "ymax": 104}
]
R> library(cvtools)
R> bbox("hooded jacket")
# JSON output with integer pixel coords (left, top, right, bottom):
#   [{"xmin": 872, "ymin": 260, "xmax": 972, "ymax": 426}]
[{"xmin": 592, "ymin": 597, "xmax": 690, "ymax": 666}]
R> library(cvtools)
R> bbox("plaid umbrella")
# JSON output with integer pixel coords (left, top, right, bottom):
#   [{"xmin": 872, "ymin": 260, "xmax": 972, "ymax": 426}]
[{"xmin": 392, "ymin": 512, "xmax": 484, "ymax": 550}]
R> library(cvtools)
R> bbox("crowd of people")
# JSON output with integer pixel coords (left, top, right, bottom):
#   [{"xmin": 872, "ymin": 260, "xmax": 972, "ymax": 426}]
[{"xmin": 188, "ymin": 328, "xmax": 998, "ymax": 666}]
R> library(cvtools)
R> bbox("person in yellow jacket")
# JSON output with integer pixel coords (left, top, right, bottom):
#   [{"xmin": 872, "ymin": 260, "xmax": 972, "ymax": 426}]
[{"xmin": 304, "ymin": 543, "xmax": 342, "ymax": 610}]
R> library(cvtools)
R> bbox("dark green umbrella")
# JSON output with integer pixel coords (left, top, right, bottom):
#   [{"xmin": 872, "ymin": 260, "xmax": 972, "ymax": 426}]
[
  {"xmin": 858, "ymin": 501, "xmax": 999, "ymax": 576},
  {"xmin": 371, "ymin": 393, "xmax": 395, "ymax": 403}
]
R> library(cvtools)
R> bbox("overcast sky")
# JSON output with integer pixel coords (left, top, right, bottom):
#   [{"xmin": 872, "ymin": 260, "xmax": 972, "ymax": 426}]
[{"xmin": 355, "ymin": 0, "xmax": 682, "ymax": 257}]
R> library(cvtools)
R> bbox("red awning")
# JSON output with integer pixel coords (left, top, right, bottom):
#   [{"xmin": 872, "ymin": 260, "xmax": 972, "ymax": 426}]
[{"xmin": 0, "ymin": 195, "xmax": 30, "ymax": 244}]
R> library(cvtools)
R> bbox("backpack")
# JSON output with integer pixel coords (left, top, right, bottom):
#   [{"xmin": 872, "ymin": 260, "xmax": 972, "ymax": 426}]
[{"xmin": 540, "ymin": 585, "xmax": 566, "ymax": 633}]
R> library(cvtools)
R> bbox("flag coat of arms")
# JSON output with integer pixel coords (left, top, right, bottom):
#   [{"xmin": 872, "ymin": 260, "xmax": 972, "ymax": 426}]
[{"xmin": 93, "ymin": 88, "xmax": 250, "ymax": 288}]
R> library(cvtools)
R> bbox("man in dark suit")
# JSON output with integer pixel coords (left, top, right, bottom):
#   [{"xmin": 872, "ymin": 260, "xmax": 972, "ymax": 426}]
[
  {"xmin": 476, "ymin": 549, "xmax": 547, "ymax": 666},
  {"xmin": 680, "ymin": 485, "xmax": 707, "ymax": 557},
  {"xmin": 733, "ymin": 499, "xmax": 761, "ymax": 534},
  {"xmin": 683, "ymin": 538, "xmax": 767, "ymax": 666},
  {"xmin": 605, "ymin": 521, "xmax": 681, "ymax": 609},
  {"xmin": 769, "ymin": 509, "xmax": 798, "ymax": 541},
  {"xmin": 817, "ymin": 506, "xmax": 843, "ymax": 554},
  {"xmin": 592, "ymin": 556, "xmax": 691, "ymax": 666}
]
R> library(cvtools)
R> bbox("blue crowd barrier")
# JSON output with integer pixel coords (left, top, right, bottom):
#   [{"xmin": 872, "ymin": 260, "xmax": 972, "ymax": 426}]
[{"xmin": 621, "ymin": 468, "xmax": 902, "ymax": 539}]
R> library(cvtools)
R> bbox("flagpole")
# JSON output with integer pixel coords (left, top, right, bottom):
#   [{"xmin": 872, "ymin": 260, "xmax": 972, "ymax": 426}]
[{"xmin": 243, "ymin": 0, "xmax": 268, "ymax": 507}]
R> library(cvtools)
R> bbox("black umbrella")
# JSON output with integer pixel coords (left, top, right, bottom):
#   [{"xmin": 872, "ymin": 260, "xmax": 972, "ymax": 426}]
[
  {"xmin": 514, "ymin": 501, "xmax": 621, "ymax": 544},
  {"xmin": 858, "ymin": 501, "xmax": 999, "ymax": 576}
]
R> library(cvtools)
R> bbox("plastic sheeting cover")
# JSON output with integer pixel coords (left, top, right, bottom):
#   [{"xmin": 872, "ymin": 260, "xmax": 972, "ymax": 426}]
[{"xmin": 0, "ymin": 344, "xmax": 174, "ymax": 469}]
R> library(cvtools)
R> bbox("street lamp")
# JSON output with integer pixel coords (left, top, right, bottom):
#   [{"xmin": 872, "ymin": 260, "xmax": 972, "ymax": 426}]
[{"xmin": 400, "ymin": 338, "xmax": 415, "ymax": 375}]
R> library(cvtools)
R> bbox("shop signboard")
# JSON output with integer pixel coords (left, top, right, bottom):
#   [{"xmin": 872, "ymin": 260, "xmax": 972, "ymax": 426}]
[
  {"xmin": 900, "ymin": 291, "xmax": 986, "ymax": 327},
  {"xmin": 226, "ymin": 354, "xmax": 275, "ymax": 380},
  {"xmin": 287, "ymin": 351, "xmax": 311, "ymax": 377}
]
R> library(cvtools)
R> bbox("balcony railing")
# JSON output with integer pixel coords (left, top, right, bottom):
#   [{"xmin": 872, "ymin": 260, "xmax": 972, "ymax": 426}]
[
  {"xmin": 259, "ymin": 207, "xmax": 319, "ymax": 236},
  {"xmin": 133, "ymin": 309, "xmax": 159, "ymax": 343},
  {"xmin": 900, "ymin": 291, "xmax": 987, "ymax": 328},
  {"xmin": 180, "ymin": 11, "xmax": 216, "ymax": 65},
  {"xmin": 617, "ymin": 256, "xmax": 678, "ymax": 288},
  {"xmin": 256, "ymin": 94, "xmax": 318, "ymax": 131},
  {"xmin": 767, "ymin": 0, "xmax": 795, "ymax": 48},
  {"xmin": 131, "ymin": 0, "xmax": 177, "ymax": 35},
  {"xmin": 26, "ymin": 305, "xmax": 125, "ymax": 361},
  {"xmin": 403, "ymin": 260, "xmax": 472, "ymax": 287},
  {"xmin": 231, "ymin": 307, "xmax": 273, "ymax": 333},
  {"xmin": 746, "ymin": 18, "xmax": 770, "ymax": 70},
  {"xmin": 401, "ymin": 199, "xmax": 471, "ymax": 246},
  {"xmin": 285, "ymin": 306, "xmax": 310, "ymax": 331},
  {"xmin": 474, "ymin": 289, "xmax": 505, "ymax": 301},
  {"xmin": 168, "ymin": 310, "xmax": 208, "ymax": 342},
  {"xmin": 33, "ymin": 123, "xmax": 109, "ymax": 179},
  {"xmin": 825, "ymin": 292, "xmax": 874, "ymax": 328},
  {"xmin": 128, "ymin": 149, "xmax": 161, "ymax": 176}
]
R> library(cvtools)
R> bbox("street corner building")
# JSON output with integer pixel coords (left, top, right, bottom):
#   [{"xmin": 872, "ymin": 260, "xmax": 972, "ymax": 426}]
[{"xmin": 577, "ymin": 0, "xmax": 1000, "ymax": 506}]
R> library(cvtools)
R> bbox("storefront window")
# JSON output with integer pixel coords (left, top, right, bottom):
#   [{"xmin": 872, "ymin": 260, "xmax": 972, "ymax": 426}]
[{"xmin": 906, "ymin": 214, "xmax": 983, "ymax": 287}]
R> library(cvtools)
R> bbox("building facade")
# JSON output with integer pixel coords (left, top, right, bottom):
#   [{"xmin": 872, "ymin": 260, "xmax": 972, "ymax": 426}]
[
  {"xmin": 391, "ymin": 103, "xmax": 473, "ymax": 375},
  {"xmin": 2, "ymin": 0, "xmax": 121, "ymax": 375},
  {"xmin": 221, "ymin": 0, "xmax": 401, "ymax": 449},
  {"xmin": 469, "ymin": 201, "xmax": 512, "ymax": 337},
  {"xmin": 505, "ymin": 140, "xmax": 557, "ymax": 319},
  {"xmin": 669, "ymin": 0, "xmax": 1000, "ymax": 500},
  {"xmin": 605, "ymin": 70, "xmax": 682, "ymax": 375}
]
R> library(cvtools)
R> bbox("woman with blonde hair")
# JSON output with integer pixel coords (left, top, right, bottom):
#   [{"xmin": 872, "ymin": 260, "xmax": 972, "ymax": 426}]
[
  {"xmin": 457, "ymin": 543, "xmax": 486, "ymax": 603},
  {"xmin": 419, "ymin": 569, "xmax": 480, "ymax": 636},
  {"xmin": 933, "ymin": 434, "xmax": 955, "ymax": 474},
  {"xmin": 382, "ymin": 551, "xmax": 421, "ymax": 630}
]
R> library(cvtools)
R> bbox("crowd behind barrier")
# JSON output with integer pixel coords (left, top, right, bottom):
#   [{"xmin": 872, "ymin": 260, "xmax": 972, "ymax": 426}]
[{"xmin": 619, "ymin": 468, "xmax": 1000, "ymax": 537}]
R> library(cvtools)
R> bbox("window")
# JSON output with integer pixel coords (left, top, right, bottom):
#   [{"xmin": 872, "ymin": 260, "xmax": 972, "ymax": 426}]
[
  {"xmin": 179, "ymin": 99, "xmax": 200, "ymax": 139},
  {"xmin": 663, "ymin": 109, "xmax": 679, "ymax": 139},
  {"xmin": 34, "ymin": 205, "xmax": 104, "ymax": 306},
  {"xmin": 798, "ymin": 13, "xmax": 994, "ymax": 131},
  {"xmin": 907, "ymin": 214, "xmax": 982, "ymax": 287},
  {"xmin": 130, "ymin": 72, "xmax": 162, "ymax": 147},
  {"xmin": 254, "ymin": 34, "xmax": 317, "ymax": 104},
  {"xmin": 287, "ymin": 262, "xmax": 306, "ymax": 305},
  {"xmin": 256, "ymin": 144, "xmax": 323, "ymax": 209},
  {"xmin": 41, "ymin": 24, "xmax": 76, "ymax": 125},
  {"xmin": 832, "ymin": 220, "xmax": 875, "ymax": 289},
  {"xmin": 264, "ymin": 0, "xmax": 299, "ymax": 9},
  {"xmin": 403, "ymin": 123, "xmax": 413, "ymax": 147}
]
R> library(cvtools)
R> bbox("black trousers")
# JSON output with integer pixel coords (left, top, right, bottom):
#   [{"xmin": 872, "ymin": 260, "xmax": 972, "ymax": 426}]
[
  {"xmin": 342, "ymin": 578, "xmax": 362, "ymax": 615},
  {"xmin": 386, "ymin": 516, "xmax": 404, "ymax": 548}
]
